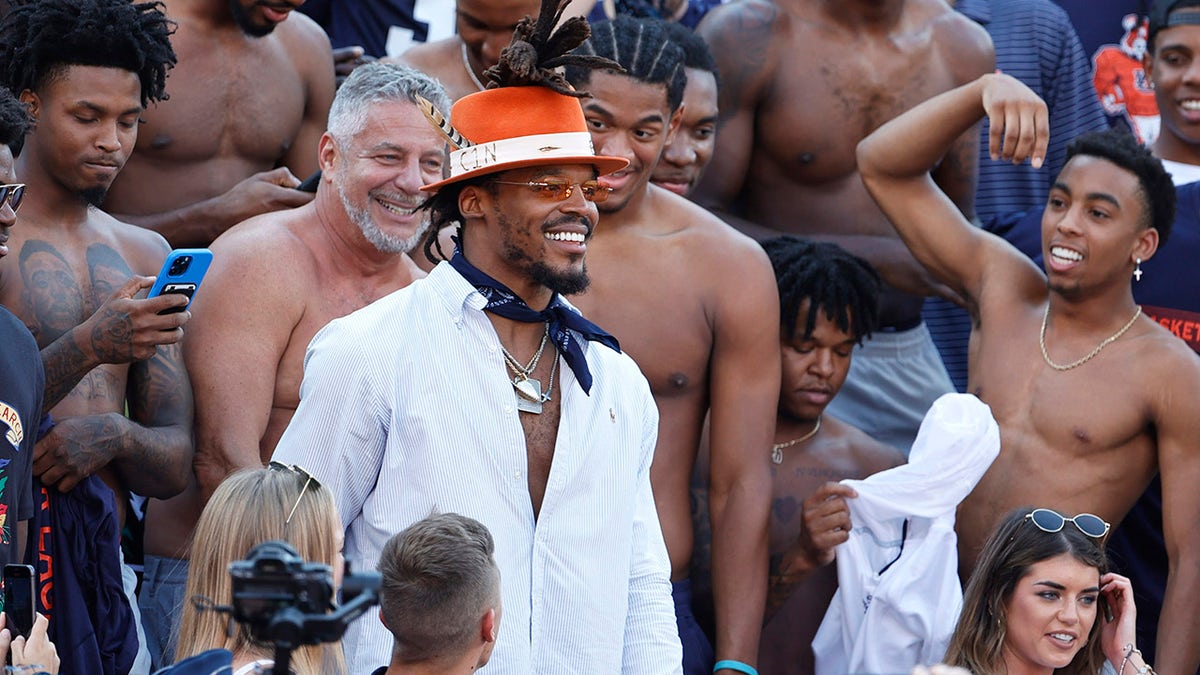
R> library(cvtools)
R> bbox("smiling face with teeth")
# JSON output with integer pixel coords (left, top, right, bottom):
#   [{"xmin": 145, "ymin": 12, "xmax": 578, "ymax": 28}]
[
  {"xmin": 1002, "ymin": 554, "xmax": 1101, "ymax": 674},
  {"xmin": 1040, "ymin": 155, "xmax": 1158, "ymax": 299},
  {"xmin": 459, "ymin": 164, "xmax": 599, "ymax": 306},
  {"xmin": 323, "ymin": 99, "xmax": 447, "ymax": 255},
  {"xmin": 1145, "ymin": 14, "xmax": 1200, "ymax": 164}
]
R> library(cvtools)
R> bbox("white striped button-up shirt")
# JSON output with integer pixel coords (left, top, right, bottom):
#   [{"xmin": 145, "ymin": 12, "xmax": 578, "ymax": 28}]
[{"xmin": 272, "ymin": 262, "xmax": 681, "ymax": 674}]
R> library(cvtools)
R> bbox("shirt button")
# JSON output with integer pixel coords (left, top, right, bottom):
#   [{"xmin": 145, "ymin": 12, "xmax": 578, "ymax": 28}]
[
  {"xmin": 513, "ymin": 470, "xmax": 522, "ymax": 480},
  {"xmin": 488, "ymin": 343, "xmax": 498, "ymax": 353},
  {"xmin": 503, "ymin": 404, "xmax": 514, "ymax": 415}
]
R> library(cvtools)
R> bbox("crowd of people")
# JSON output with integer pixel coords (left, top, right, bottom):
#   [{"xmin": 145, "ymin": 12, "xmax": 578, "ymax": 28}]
[{"xmin": 0, "ymin": 0, "xmax": 1196, "ymax": 673}]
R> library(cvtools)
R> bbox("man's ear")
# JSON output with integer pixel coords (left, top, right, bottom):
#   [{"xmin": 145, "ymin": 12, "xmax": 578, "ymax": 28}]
[
  {"xmin": 459, "ymin": 184, "xmax": 488, "ymax": 220},
  {"xmin": 480, "ymin": 607, "xmax": 497, "ymax": 643},
  {"xmin": 1134, "ymin": 224, "xmax": 1160, "ymax": 264},
  {"xmin": 378, "ymin": 607, "xmax": 388, "ymax": 631},
  {"xmin": 18, "ymin": 90, "xmax": 39, "ymax": 123},
  {"xmin": 318, "ymin": 132, "xmax": 339, "ymax": 174},
  {"xmin": 666, "ymin": 104, "xmax": 684, "ymax": 143}
]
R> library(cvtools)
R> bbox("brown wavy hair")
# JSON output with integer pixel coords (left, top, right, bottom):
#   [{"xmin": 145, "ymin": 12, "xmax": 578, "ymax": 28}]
[{"xmin": 944, "ymin": 507, "xmax": 1108, "ymax": 675}]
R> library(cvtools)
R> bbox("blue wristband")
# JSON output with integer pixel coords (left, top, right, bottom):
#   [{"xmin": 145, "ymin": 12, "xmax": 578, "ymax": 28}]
[{"xmin": 714, "ymin": 660, "xmax": 758, "ymax": 675}]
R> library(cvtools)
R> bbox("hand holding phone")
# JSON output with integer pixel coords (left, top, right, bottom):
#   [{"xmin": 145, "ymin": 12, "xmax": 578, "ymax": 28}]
[
  {"xmin": 3, "ymin": 564, "xmax": 35, "ymax": 640},
  {"xmin": 147, "ymin": 248, "xmax": 213, "ymax": 315}
]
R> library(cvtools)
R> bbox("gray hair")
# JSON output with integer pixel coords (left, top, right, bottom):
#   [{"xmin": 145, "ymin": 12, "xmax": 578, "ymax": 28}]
[
  {"xmin": 327, "ymin": 61, "xmax": 451, "ymax": 140},
  {"xmin": 377, "ymin": 512, "xmax": 500, "ymax": 663}
]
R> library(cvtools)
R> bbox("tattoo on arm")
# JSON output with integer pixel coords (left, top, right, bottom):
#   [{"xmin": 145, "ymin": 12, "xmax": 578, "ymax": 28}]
[{"xmin": 39, "ymin": 333, "xmax": 92, "ymax": 413}]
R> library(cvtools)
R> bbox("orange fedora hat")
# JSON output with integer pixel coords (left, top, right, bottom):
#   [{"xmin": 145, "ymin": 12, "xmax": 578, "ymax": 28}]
[{"xmin": 421, "ymin": 86, "xmax": 628, "ymax": 192}]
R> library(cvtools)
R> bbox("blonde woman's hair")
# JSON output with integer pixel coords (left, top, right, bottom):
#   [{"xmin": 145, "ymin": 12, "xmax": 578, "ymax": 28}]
[{"xmin": 174, "ymin": 466, "xmax": 344, "ymax": 674}]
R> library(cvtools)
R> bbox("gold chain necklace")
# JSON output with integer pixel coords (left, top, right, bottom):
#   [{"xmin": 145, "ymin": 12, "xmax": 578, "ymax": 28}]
[
  {"xmin": 1039, "ymin": 304, "xmax": 1142, "ymax": 371},
  {"xmin": 771, "ymin": 416, "xmax": 822, "ymax": 465}
]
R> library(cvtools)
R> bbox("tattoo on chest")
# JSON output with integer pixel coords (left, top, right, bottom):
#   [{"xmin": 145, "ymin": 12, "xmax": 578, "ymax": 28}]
[{"xmin": 16, "ymin": 239, "xmax": 135, "ymax": 345}]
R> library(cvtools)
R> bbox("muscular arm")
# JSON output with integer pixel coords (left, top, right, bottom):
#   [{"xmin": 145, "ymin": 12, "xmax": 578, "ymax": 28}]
[
  {"xmin": 706, "ymin": 242, "xmax": 780, "ymax": 669},
  {"xmin": 33, "ymin": 343, "xmax": 193, "ymax": 498},
  {"xmin": 694, "ymin": 0, "xmax": 777, "ymax": 217},
  {"xmin": 113, "ymin": 170, "xmax": 314, "ymax": 248},
  {"xmin": 1152, "ymin": 353, "xmax": 1200, "ymax": 673},
  {"xmin": 280, "ymin": 19, "xmax": 336, "ymax": 179},
  {"xmin": 187, "ymin": 234, "xmax": 303, "ymax": 502},
  {"xmin": 856, "ymin": 73, "xmax": 1049, "ymax": 308}
]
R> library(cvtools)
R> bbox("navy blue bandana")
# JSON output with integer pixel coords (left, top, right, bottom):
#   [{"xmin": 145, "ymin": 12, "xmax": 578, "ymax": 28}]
[{"xmin": 449, "ymin": 251, "xmax": 620, "ymax": 394}]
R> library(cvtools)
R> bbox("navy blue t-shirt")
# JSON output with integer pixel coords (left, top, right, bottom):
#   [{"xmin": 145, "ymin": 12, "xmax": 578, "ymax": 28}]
[{"xmin": 0, "ymin": 306, "xmax": 41, "ymax": 574}]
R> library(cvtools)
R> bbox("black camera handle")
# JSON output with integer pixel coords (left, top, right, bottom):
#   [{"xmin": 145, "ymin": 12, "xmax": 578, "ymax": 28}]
[{"xmin": 266, "ymin": 588, "xmax": 380, "ymax": 675}]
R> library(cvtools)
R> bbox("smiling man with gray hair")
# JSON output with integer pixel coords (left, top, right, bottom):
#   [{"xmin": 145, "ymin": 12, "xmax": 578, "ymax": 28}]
[{"xmin": 138, "ymin": 61, "xmax": 452, "ymax": 670}]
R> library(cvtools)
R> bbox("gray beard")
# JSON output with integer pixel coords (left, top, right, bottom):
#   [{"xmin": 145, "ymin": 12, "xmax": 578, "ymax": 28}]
[{"xmin": 338, "ymin": 184, "xmax": 429, "ymax": 255}]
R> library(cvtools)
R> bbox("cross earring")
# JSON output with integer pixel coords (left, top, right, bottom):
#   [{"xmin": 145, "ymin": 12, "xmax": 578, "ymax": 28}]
[{"xmin": 1134, "ymin": 257, "xmax": 1143, "ymax": 282}]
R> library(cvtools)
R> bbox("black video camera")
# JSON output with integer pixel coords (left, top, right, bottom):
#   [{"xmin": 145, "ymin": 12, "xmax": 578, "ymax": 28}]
[{"xmin": 225, "ymin": 540, "xmax": 380, "ymax": 674}]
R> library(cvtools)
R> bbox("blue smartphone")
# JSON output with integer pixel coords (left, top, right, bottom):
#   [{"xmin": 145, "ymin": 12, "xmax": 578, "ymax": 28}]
[{"xmin": 147, "ymin": 248, "xmax": 212, "ymax": 314}]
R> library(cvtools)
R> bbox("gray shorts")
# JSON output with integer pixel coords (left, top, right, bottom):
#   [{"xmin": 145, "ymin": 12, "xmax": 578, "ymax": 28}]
[
  {"xmin": 138, "ymin": 554, "xmax": 190, "ymax": 670},
  {"xmin": 823, "ymin": 322, "xmax": 954, "ymax": 456}
]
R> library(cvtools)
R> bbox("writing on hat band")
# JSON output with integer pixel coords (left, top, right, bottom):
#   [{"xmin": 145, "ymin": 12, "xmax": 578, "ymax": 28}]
[{"xmin": 449, "ymin": 131, "xmax": 598, "ymax": 177}]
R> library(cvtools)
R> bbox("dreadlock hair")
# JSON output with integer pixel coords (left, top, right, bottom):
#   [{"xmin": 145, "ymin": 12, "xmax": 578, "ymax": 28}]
[
  {"xmin": 0, "ymin": 0, "xmax": 176, "ymax": 107},
  {"xmin": 0, "ymin": 87, "xmax": 31, "ymax": 157},
  {"xmin": 482, "ymin": 0, "xmax": 622, "ymax": 97},
  {"xmin": 564, "ymin": 16, "xmax": 687, "ymax": 112},
  {"xmin": 762, "ymin": 236, "xmax": 882, "ymax": 346},
  {"xmin": 663, "ymin": 20, "xmax": 718, "ymax": 87},
  {"xmin": 1064, "ymin": 127, "xmax": 1175, "ymax": 246}
]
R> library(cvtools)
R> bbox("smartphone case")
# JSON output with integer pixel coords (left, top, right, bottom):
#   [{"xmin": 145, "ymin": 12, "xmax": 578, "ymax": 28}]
[{"xmin": 148, "ymin": 248, "xmax": 213, "ymax": 313}]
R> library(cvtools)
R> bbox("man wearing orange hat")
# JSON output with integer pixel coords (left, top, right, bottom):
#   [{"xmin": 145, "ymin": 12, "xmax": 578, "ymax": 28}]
[{"xmin": 271, "ymin": 4, "xmax": 683, "ymax": 673}]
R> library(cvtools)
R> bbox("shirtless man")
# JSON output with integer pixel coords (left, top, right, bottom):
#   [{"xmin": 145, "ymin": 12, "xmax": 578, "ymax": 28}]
[
  {"xmin": 752, "ymin": 237, "xmax": 903, "ymax": 674},
  {"xmin": 696, "ymin": 0, "xmax": 993, "ymax": 453},
  {"xmin": 0, "ymin": 1, "xmax": 193, "ymax": 671},
  {"xmin": 692, "ymin": 237, "xmax": 905, "ymax": 674},
  {"xmin": 563, "ymin": 17, "xmax": 779, "ymax": 675},
  {"xmin": 649, "ymin": 21, "xmax": 719, "ymax": 199},
  {"xmin": 103, "ymin": 0, "xmax": 337, "ymax": 247},
  {"xmin": 857, "ymin": 72, "xmax": 1200, "ymax": 674},
  {"xmin": 138, "ymin": 62, "xmax": 449, "ymax": 669},
  {"xmin": 393, "ymin": 0, "xmax": 540, "ymax": 102}
]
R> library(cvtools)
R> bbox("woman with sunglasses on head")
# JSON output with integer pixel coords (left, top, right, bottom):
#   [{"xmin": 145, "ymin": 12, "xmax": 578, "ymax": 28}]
[
  {"xmin": 171, "ymin": 465, "xmax": 346, "ymax": 674},
  {"xmin": 944, "ymin": 507, "xmax": 1151, "ymax": 675}
]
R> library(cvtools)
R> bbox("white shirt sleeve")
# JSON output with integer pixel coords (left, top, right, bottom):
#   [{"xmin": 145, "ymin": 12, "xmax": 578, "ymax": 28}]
[
  {"xmin": 270, "ymin": 319, "xmax": 389, "ymax": 530},
  {"xmin": 621, "ymin": 394, "xmax": 683, "ymax": 674}
]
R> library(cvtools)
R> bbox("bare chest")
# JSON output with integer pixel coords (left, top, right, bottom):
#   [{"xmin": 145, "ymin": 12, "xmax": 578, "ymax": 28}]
[
  {"xmin": 756, "ymin": 38, "xmax": 957, "ymax": 183},
  {"xmin": 573, "ymin": 237, "xmax": 713, "ymax": 398},
  {"xmin": 136, "ymin": 34, "xmax": 306, "ymax": 164}
]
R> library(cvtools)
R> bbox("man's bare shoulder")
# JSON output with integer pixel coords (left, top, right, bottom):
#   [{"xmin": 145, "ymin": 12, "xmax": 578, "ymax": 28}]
[
  {"xmin": 392, "ymin": 37, "xmax": 457, "ymax": 71},
  {"xmin": 926, "ymin": 3, "xmax": 995, "ymax": 83},
  {"xmin": 697, "ymin": 0, "xmax": 785, "ymax": 104},
  {"xmin": 650, "ymin": 188, "xmax": 764, "ymax": 254},
  {"xmin": 99, "ymin": 210, "xmax": 172, "ymax": 271},
  {"xmin": 822, "ymin": 414, "xmax": 907, "ymax": 474},
  {"xmin": 207, "ymin": 207, "xmax": 320, "ymax": 282},
  {"xmin": 275, "ymin": 11, "xmax": 333, "ymax": 59},
  {"xmin": 1138, "ymin": 320, "xmax": 1200, "ymax": 384}
]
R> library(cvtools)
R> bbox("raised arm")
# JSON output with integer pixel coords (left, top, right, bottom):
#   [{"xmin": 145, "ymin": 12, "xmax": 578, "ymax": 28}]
[
  {"xmin": 856, "ymin": 73, "xmax": 1050, "ymax": 307},
  {"xmin": 706, "ymin": 239, "xmax": 779, "ymax": 670},
  {"xmin": 1152, "ymin": 350, "xmax": 1200, "ymax": 673}
]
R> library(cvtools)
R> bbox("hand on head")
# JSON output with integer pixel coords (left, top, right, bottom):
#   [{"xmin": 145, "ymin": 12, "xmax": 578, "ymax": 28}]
[{"xmin": 1098, "ymin": 572, "xmax": 1139, "ymax": 668}]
